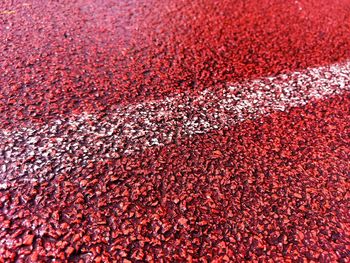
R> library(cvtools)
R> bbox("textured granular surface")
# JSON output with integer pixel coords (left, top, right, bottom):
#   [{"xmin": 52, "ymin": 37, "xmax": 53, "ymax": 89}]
[
  {"xmin": 1, "ymin": 0, "xmax": 350, "ymax": 262},
  {"xmin": 2, "ymin": 0, "xmax": 350, "ymax": 128}
]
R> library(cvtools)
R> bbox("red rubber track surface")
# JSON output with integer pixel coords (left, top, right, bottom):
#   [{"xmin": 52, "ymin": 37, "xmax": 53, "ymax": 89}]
[
  {"xmin": 0, "ymin": 0, "xmax": 350, "ymax": 262},
  {"xmin": 1, "ymin": 0, "xmax": 350, "ymax": 127},
  {"xmin": 1, "ymin": 94, "xmax": 349, "ymax": 262}
]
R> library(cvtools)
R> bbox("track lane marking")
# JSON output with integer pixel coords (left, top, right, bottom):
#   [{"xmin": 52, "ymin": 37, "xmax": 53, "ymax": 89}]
[{"xmin": 1, "ymin": 61, "xmax": 350, "ymax": 182}]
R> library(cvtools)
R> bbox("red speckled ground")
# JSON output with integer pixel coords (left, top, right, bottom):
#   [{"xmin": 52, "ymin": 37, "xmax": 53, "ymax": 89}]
[
  {"xmin": 0, "ymin": 0, "xmax": 350, "ymax": 262},
  {"xmin": 2, "ymin": 0, "xmax": 350, "ymax": 127}
]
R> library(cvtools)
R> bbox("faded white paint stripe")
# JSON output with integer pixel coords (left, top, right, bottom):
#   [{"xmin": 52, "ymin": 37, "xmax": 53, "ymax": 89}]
[{"xmin": 1, "ymin": 61, "xmax": 350, "ymax": 182}]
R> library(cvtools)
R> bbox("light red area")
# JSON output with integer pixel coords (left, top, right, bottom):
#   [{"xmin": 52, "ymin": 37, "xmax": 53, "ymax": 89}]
[{"xmin": 1, "ymin": 0, "xmax": 350, "ymax": 127}]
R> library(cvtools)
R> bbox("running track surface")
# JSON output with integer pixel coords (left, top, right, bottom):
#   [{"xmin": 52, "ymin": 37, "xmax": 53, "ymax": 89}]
[{"xmin": 0, "ymin": 0, "xmax": 350, "ymax": 262}]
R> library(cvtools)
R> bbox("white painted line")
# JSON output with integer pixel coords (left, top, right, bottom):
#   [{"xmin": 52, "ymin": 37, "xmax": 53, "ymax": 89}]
[{"xmin": 1, "ymin": 62, "xmax": 349, "ymax": 181}]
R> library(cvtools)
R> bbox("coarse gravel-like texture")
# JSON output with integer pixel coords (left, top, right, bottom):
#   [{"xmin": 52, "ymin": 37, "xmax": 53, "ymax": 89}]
[
  {"xmin": 1, "ymin": 61, "xmax": 349, "ymax": 182},
  {"xmin": 1, "ymin": 0, "xmax": 350, "ymax": 128},
  {"xmin": 1, "ymin": 0, "xmax": 350, "ymax": 262},
  {"xmin": 0, "ymin": 93, "xmax": 349, "ymax": 262}
]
